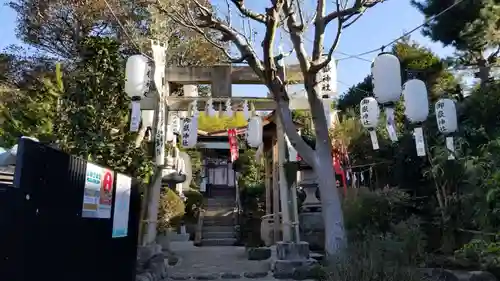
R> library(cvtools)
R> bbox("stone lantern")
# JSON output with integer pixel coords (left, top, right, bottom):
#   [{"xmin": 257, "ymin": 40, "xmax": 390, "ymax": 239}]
[{"xmin": 297, "ymin": 160, "xmax": 324, "ymax": 251}]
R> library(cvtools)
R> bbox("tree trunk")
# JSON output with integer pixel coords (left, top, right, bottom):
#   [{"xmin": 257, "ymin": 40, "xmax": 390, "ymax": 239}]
[{"xmin": 315, "ymin": 138, "xmax": 346, "ymax": 256}]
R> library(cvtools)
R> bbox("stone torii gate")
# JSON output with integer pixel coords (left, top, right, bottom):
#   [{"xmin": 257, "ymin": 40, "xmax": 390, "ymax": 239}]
[
  {"xmin": 138, "ymin": 64, "xmax": 304, "ymax": 110},
  {"xmin": 139, "ymin": 64, "xmax": 313, "ymax": 274}
]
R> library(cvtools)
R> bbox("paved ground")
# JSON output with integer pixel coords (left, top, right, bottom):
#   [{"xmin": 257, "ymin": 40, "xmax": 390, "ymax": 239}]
[{"xmin": 167, "ymin": 241, "xmax": 271, "ymax": 279}]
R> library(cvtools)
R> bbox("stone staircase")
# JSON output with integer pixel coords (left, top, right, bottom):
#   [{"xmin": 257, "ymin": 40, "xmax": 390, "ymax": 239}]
[{"xmin": 201, "ymin": 197, "xmax": 237, "ymax": 246}]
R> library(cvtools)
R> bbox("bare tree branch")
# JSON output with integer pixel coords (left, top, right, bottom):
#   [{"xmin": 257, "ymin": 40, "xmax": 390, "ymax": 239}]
[
  {"xmin": 230, "ymin": 0, "xmax": 266, "ymax": 23},
  {"xmin": 324, "ymin": 0, "xmax": 385, "ymax": 26},
  {"xmin": 342, "ymin": 11, "xmax": 365, "ymax": 29},
  {"xmin": 261, "ymin": 0, "xmax": 283, "ymax": 83},
  {"xmin": 310, "ymin": 1, "xmax": 343, "ymax": 73},
  {"xmin": 283, "ymin": 0, "xmax": 310, "ymax": 74},
  {"xmin": 157, "ymin": 0, "xmax": 265, "ymax": 74},
  {"xmin": 276, "ymin": 95, "xmax": 317, "ymax": 166}
]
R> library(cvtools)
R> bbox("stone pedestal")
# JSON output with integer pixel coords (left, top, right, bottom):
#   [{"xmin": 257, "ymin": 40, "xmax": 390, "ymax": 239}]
[
  {"xmin": 271, "ymin": 241, "xmax": 318, "ymax": 279},
  {"xmin": 136, "ymin": 243, "xmax": 168, "ymax": 281},
  {"xmin": 299, "ymin": 169, "xmax": 321, "ymax": 211},
  {"xmin": 299, "ymin": 212, "xmax": 325, "ymax": 251},
  {"xmin": 276, "ymin": 241, "xmax": 310, "ymax": 260}
]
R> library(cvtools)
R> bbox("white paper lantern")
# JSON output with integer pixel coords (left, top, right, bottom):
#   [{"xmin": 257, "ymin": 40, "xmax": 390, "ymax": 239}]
[
  {"xmin": 403, "ymin": 79, "xmax": 429, "ymax": 123},
  {"xmin": 141, "ymin": 110, "xmax": 154, "ymax": 127},
  {"xmin": 181, "ymin": 117, "xmax": 198, "ymax": 148},
  {"xmin": 371, "ymin": 53, "xmax": 402, "ymax": 104},
  {"xmin": 141, "ymin": 110, "xmax": 155, "ymax": 142},
  {"xmin": 224, "ymin": 99, "xmax": 233, "ymax": 118},
  {"xmin": 372, "ymin": 53, "xmax": 402, "ymax": 142},
  {"xmin": 317, "ymin": 55, "xmax": 337, "ymax": 98},
  {"xmin": 288, "ymin": 91, "xmax": 309, "ymax": 110},
  {"xmin": 403, "ymin": 79, "xmax": 429, "ymax": 157},
  {"xmin": 125, "ymin": 54, "xmax": 151, "ymax": 132},
  {"xmin": 171, "ymin": 113, "xmax": 181, "ymax": 134},
  {"xmin": 242, "ymin": 100, "xmax": 250, "ymax": 120},
  {"xmin": 166, "ymin": 124, "xmax": 174, "ymax": 142},
  {"xmin": 435, "ymin": 98, "xmax": 458, "ymax": 160},
  {"xmin": 246, "ymin": 116, "xmax": 263, "ymax": 148},
  {"xmin": 125, "ymin": 55, "xmax": 150, "ymax": 97},
  {"xmin": 435, "ymin": 98, "xmax": 457, "ymax": 134},
  {"xmin": 206, "ymin": 99, "xmax": 216, "ymax": 117},
  {"xmin": 360, "ymin": 97, "xmax": 380, "ymax": 129},
  {"xmin": 360, "ymin": 97, "xmax": 380, "ymax": 150}
]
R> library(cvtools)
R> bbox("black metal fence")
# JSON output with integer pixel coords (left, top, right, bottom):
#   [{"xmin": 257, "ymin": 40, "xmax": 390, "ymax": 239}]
[{"xmin": 0, "ymin": 138, "xmax": 141, "ymax": 281}]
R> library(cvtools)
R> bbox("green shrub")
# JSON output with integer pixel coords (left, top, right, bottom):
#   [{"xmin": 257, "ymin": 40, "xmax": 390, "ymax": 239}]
[
  {"xmin": 341, "ymin": 188, "xmax": 427, "ymax": 264},
  {"xmin": 454, "ymin": 239, "xmax": 500, "ymax": 270},
  {"xmin": 320, "ymin": 234, "xmax": 424, "ymax": 281},
  {"xmin": 239, "ymin": 182, "xmax": 266, "ymax": 247},
  {"xmin": 157, "ymin": 188, "xmax": 185, "ymax": 234},
  {"xmin": 342, "ymin": 187, "xmax": 414, "ymax": 238},
  {"xmin": 183, "ymin": 189, "xmax": 204, "ymax": 223}
]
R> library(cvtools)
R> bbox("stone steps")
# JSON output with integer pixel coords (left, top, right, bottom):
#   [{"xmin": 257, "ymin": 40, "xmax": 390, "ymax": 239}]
[
  {"xmin": 200, "ymin": 238, "xmax": 237, "ymax": 246},
  {"xmin": 203, "ymin": 216, "xmax": 234, "ymax": 226},
  {"xmin": 203, "ymin": 209, "xmax": 234, "ymax": 217},
  {"xmin": 205, "ymin": 198, "xmax": 235, "ymax": 209},
  {"xmin": 202, "ymin": 225, "xmax": 234, "ymax": 233},
  {"xmin": 202, "ymin": 231, "xmax": 235, "ymax": 239},
  {"xmin": 166, "ymin": 271, "xmax": 278, "ymax": 280},
  {"xmin": 201, "ymin": 196, "xmax": 237, "ymax": 247}
]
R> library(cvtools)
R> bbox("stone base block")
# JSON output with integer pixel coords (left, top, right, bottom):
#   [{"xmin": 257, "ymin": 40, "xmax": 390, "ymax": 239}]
[
  {"xmin": 272, "ymin": 258, "xmax": 319, "ymax": 279},
  {"xmin": 247, "ymin": 247, "xmax": 272, "ymax": 260},
  {"xmin": 136, "ymin": 243, "xmax": 168, "ymax": 281},
  {"xmin": 276, "ymin": 241, "xmax": 310, "ymax": 260}
]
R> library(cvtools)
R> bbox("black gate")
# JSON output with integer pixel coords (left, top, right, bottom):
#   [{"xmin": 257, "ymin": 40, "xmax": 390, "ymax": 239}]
[{"xmin": 0, "ymin": 138, "xmax": 141, "ymax": 281}]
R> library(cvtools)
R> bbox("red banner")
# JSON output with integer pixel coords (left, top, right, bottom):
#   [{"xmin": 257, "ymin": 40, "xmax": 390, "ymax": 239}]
[{"xmin": 228, "ymin": 129, "xmax": 239, "ymax": 162}]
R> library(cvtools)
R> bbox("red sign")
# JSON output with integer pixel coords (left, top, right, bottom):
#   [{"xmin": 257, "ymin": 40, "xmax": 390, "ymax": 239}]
[
  {"xmin": 102, "ymin": 170, "xmax": 113, "ymax": 192},
  {"xmin": 99, "ymin": 169, "xmax": 114, "ymax": 206},
  {"xmin": 228, "ymin": 129, "xmax": 239, "ymax": 162}
]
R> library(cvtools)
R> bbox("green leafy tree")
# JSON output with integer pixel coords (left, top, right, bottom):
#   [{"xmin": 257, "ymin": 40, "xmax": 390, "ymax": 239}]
[
  {"xmin": 8, "ymin": 0, "xmax": 226, "ymax": 65},
  {"xmin": 412, "ymin": 0, "xmax": 500, "ymax": 84},
  {"xmin": 54, "ymin": 36, "xmax": 153, "ymax": 181},
  {"xmin": 0, "ymin": 52, "xmax": 59, "ymax": 147}
]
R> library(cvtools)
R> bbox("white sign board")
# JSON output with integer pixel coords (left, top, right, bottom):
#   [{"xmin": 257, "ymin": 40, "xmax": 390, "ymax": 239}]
[
  {"xmin": 112, "ymin": 173, "xmax": 132, "ymax": 238},
  {"xmin": 82, "ymin": 163, "xmax": 114, "ymax": 219}
]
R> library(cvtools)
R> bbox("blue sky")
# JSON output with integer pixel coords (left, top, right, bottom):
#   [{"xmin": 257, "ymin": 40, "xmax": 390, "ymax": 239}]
[{"xmin": 0, "ymin": 0, "xmax": 456, "ymax": 97}]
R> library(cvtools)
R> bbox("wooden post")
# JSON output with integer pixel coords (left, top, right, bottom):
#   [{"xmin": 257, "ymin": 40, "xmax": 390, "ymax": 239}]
[
  {"xmin": 272, "ymin": 136, "xmax": 280, "ymax": 243},
  {"xmin": 265, "ymin": 152, "xmax": 271, "ymax": 215}
]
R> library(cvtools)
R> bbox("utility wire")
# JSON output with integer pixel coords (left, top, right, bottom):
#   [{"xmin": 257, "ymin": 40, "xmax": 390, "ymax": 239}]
[{"xmin": 338, "ymin": 0, "xmax": 467, "ymax": 60}]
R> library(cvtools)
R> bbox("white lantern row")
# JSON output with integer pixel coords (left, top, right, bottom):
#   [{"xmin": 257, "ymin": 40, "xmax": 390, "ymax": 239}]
[
  {"xmin": 361, "ymin": 53, "xmax": 459, "ymax": 158},
  {"xmin": 204, "ymin": 98, "xmax": 255, "ymax": 121}
]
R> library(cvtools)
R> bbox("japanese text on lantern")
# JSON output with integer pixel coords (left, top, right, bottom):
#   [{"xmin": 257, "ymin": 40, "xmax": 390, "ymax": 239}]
[
  {"xmin": 361, "ymin": 99, "xmax": 371, "ymax": 126},
  {"xmin": 436, "ymin": 101, "xmax": 446, "ymax": 132},
  {"xmin": 321, "ymin": 64, "xmax": 332, "ymax": 92},
  {"xmin": 182, "ymin": 118, "xmax": 191, "ymax": 147}
]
